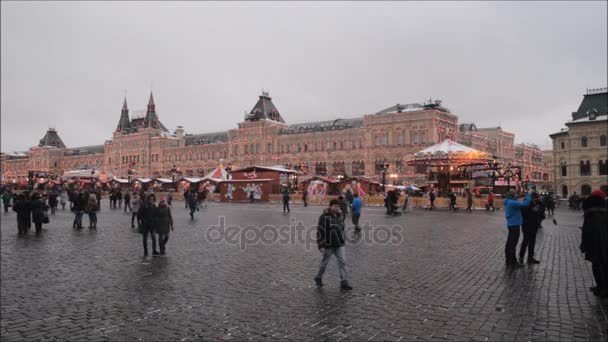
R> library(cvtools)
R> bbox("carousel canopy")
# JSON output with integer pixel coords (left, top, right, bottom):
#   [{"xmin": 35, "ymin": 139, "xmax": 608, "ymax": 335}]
[{"xmin": 409, "ymin": 139, "xmax": 491, "ymax": 165}]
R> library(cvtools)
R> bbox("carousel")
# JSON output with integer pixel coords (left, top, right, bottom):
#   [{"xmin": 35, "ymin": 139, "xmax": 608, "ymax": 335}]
[{"xmin": 407, "ymin": 139, "xmax": 492, "ymax": 195}]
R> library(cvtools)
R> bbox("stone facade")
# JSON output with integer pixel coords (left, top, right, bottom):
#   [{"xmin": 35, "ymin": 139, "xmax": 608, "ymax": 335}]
[
  {"xmin": 2, "ymin": 92, "xmax": 551, "ymax": 187},
  {"xmin": 550, "ymin": 88, "xmax": 608, "ymax": 198}
]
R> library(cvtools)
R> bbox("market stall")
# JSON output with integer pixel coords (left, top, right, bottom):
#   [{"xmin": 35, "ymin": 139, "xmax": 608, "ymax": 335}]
[{"xmin": 219, "ymin": 165, "xmax": 299, "ymax": 202}]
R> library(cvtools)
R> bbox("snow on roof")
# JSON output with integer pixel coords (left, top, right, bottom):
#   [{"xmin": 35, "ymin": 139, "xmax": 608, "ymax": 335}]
[
  {"xmin": 155, "ymin": 178, "xmax": 174, "ymax": 183},
  {"xmin": 137, "ymin": 178, "xmax": 153, "ymax": 183}
]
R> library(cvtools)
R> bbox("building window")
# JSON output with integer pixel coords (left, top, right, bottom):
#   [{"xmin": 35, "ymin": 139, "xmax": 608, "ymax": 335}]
[
  {"xmin": 581, "ymin": 136, "xmax": 588, "ymax": 147},
  {"xmin": 421, "ymin": 132, "xmax": 426, "ymax": 144},
  {"xmin": 397, "ymin": 134, "xmax": 403, "ymax": 146},
  {"xmin": 581, "ymin": 184, "xmax": 592, "ymax": 196},
  {"xmin": 561, "ymin": 141, "xmax": 565, "ymax": 149},
  {"xmin": 256, "ymin": 144, "xmax": 260, "ymax": 154},
  {"xmin": 244, "ymin": 145, "xmax": 249, "ymax": 154},
  {"xmin": 359, "ymin": 139, "xmax": 364, "ymax": 148},
  {"xmin": 267, "ymin": 143, "xmax": 273, "ymax": 153},
  {"xmin": 412, "ymin": 132, "xmax": 418, "ymax": 144},
  {"xmin": 297, "ymin": 144, "xmax": 302, "ymax": 152},
  {"xmin": 580, "ymin": 160, "xmax": 591, "ymax": 176},
  {"xmin": 315, "ymin": 162, "xmax": 327, "ymax": 176},
  {"xmin": 561, "ymin": 185, "xmax": 568, "ymax": 198},
  {"xmin": 561, "ymin": 162, "xmax": 567, "ymax": 177},
  {"xmin": 332, "ymin": 161, "xmax": 345, "ymax": 176},
  {"xmin": 352, "ymin": 161, "xmax": 365, "ymax": 176},
  {"xmin": 600, "ymin": 160, "xmax": 608, "ymax": 176},
  {"xmin": 374, "ymin": 160, "xmax": 387, "ymax": 175},
  {"xmin": 600, "ymin": 135, "xmax": 607, "ymax": 146},
  {"xmin": 304, "ymin": 144, "xmax": 308, "ymax": 152},
  {"xmin": 339, "ymin": 141, "xmax": 344, "ymax": 150}
]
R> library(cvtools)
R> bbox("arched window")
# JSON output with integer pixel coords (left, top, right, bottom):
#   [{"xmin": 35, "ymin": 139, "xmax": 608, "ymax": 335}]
[
  {"xmin": 601, "ymin": 185, "xmax": 608, "ymax": 195},
  {"xmin": 599, "ymin": 160, "xmax": 608, "ymax": 176},
  {"xmin": 397, "ymin": 134, "xmax": 403, "ymax": 146},
  {"xmin": 412, "ymin": 132, "xmax": 418, "ymax": 144},
  {"xmin": 581, "ymin": 184, "xmax": 592, "ymax": 196},
  {"xmin": 561, "ymin": 141, "xmax": 565, "ymax": 149},
  {"xmin": 600, "ymin": 135, "xmax": 607, "ymax": 146},
  {"xmin": 581, "ymin": 136, "xmax": 588, "ymax": 147},
  {"xmin": 561, "ymin": 161, "xmax": 567, "ymax": 177},
  {"xmin": 580, "ymin": 160, "xmax": 591, "ymax": 176},
  {"xmin": 359, "ymin": 139, "xmax": 364, "ymax": 148},
  {"xmin": 352, "ymin": 161, "xmax": 365, "ymax": 176},
  {"xmin": 561, "ymin": 185, "xmax": 568, "ymax": 198}
]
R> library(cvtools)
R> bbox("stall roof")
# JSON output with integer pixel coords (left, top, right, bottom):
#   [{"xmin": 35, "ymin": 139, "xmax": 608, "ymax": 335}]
[
  {"xmin": 113, "ymin": 178, "xmax": 130, "ymax": 184},
  {"xmin": 182, "ymin": 177, "xmax": 203, "ymax": 183},
  {"xmin": 230, "ymin": 165, "xmax": 299, "ymax": 174},
  {"xmin": 137, "ymin": 178, "xmax": 153, "ymax": 183},
  {"xmin": 204, "ymin": 167, "xmax": 228, "ymax": 180},
  {"xmin": 155, "ymin": 178, "xmax": 174, "ymax": 183},
  {"xmin": 301, "ymin": 176, "xmax": 339, "ymax": 184},
  {"xmin": 222, "ymin": 179, "xmax": 273, "ymax": 183}
]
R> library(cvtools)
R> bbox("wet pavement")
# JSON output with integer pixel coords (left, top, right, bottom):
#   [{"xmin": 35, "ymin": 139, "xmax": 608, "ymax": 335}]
[{"xmin": 1, "ymin": 200, "xmax": 606, "ymax": 341}]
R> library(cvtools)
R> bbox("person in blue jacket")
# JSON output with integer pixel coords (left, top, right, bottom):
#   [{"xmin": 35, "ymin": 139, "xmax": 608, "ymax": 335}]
[{"xmin": 503, "ymin": 189, "xmax": 532, "ymax": 267}]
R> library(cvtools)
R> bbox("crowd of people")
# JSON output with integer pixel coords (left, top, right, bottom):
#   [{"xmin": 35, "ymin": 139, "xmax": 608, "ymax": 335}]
[{"xmin": 2, "ymin": 183, "xmax": 606, "ymax": 295}]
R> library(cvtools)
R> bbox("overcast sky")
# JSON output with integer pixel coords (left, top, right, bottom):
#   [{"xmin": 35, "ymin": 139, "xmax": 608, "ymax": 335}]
[{"xmin": 2, "ymin": 1, "xmax": 606, "ymax": 152}]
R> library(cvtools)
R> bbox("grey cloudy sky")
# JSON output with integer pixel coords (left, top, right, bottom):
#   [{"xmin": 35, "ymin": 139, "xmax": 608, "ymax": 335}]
[{"xmin": 1, "ymin": 1, "xmax": 606, "ymax": 152}]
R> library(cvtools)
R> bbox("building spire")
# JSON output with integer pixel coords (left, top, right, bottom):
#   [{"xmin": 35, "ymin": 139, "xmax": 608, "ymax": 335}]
[
  {"xmin": 116, "ymin": 96, "xmax": 131, "ymax": 133},
  {"xmin": 122, "ymin": 96, "xmax": 129, "ymax": 113}
]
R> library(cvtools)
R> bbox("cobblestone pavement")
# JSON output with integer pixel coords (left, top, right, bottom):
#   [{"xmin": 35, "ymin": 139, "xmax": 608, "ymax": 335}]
[{"xmin": 1, "ymin": 200, "xmax": 607, "ymax": 341}]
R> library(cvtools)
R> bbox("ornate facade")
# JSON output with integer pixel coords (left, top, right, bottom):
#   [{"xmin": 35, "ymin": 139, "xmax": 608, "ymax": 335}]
[
  {"xmin": 2, "ymin": 91, "xmax": 551, "ymax": 187},
  {"xmin": 550, "ymin": 88, "xmax": 608, "ymax": 197}
]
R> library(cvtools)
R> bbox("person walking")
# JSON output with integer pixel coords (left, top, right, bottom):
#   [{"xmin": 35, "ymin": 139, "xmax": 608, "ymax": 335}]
[
  {"xmin": 139, "ymin": 194, "xmax": 159, "ymax": 256},
  {"xmin": 503, "ymin": 189, "xmax": 532, "ymax": 267},
  {"xmin": 187, "ymin": 189, "xmax": 198, "ymax": 219},
  {"xmin": 131, "ymin": 192, "xmax": 142, "ymax": 228},
  {"xmin": 448, "ymin": 190, "xmax": 457, "ymax": 211},
  {"xmin": 429, "ymin": 189, "xmax": 436, "ymax": 210},
  {"xmin": 12, "ymin": 194, "xmax": 31, "ymax": 235},
  {"xmin": 85, "ymin": 193, "xmax": 99, "ymax": 229},
  {"xmin": 466, "ymin": 188, "xmax": 473, "ymax": 213},
  {"xmin": 30, "ymin": 193, "xmax": 49, "ymax": 235},
  {"xmin": 302, "ymin": 189, "xmax": 309, "ymax": 207},
  {"xmin": 156, "ymin": 199, "xmax": 174, "ymax": 255},
  {"xmin": 117, "ymin": 190, "xmax": 123, "ymax": 209},
  {"xmin": 282, "ymin": 188, "xmax": 291, "ymax": 213},
  {"xmin": 71, "ymin": 191, "xmax": 85, "ymax": 229},
  {"xmin": 2, "ymin": 190, "xmax": 12, "ymax": 213},
  {"xmin": 338, "ymin": 195, "xmax": 349, "ymax": 222},
  {"xmin": 48, "ymin": 191, "xmax": 58, "ymax": 215},
  {"xmin": 351, "ymin": 193, "xmax": 363, "ymax": 236},
  {"xmin": 580, "ymin": 190, "xmax": 608, "ymax": 297},
  {"xmin": 519, "ymin": 192, "xmax": 544, "ymax": 265},
  {"xmin": 124, "ymin": 192, "xmax": 131, "ymax": 213},
  {"xmin": 486, "ymin": 191, "xmax": 495, "ymax": 211},
  {"xmin": 402, "ymin": 190, "xmax": 411, "ymax": 213},
  {"xmin": 59, "ymin": 191, "xmax": 66, "ymax": 210},
  {"xmin": 314, "ymin": 199, "xmax": 352, "ymax": 290},
  {"xmin": 200, "ymin": 188, "xmax": 208, "ymax": 208},
  {"xmin": 167, "ymin": 191, "xmax": 173, "ymax": 207}
]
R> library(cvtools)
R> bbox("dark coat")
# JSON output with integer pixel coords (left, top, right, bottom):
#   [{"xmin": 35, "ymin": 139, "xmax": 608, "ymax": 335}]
[
  {"xmin": 156, "ymin": 207, "xmax": 173, "ymax": 234},
  {"xmin": 139, "ymin": 203, "xmax": 159, "ymax": 231},
  {"xmin": 13, "ymin": 199, "xmax": 31, "ymax": 224},
  {"xmin": 30, "ymin": 198, "xmax": 49, "ymax": 223},
  {"xmin": 581, "ymin": 207, "xmax": 608, "ymax": 264},
  {"xmin": 522, "ymin": 199, "xmax": 545, "ymax": 231},
  {"xmin": 317, "ymin": 209, "xmax": 345, "ymax": 249}
]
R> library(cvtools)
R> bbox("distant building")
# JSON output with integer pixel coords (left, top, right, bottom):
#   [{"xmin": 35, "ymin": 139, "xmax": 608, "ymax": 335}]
[
  {"xmin": 1, "ymin": 91, "xmax": 551, "ymax": 188},
  {"xmin": 550, "ymin": 87, "xmax": 608, "ymax": 198}
]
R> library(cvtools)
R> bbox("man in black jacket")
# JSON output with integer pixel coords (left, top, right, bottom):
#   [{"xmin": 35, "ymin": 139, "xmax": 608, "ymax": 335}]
[
  {"xmin": 581, "ymin": 190, "xmax": 608, "ymax": 297},
  {"xmin": 314, "ymin": 199, "xmax": 352, "ymax": 290},
  {"xmin": 139, "ymin": 194, "xmax": 159, "ymax": 256},
  {"xmin": 519, "ymin": 192, "xmax": 545, "ymax": 265}
]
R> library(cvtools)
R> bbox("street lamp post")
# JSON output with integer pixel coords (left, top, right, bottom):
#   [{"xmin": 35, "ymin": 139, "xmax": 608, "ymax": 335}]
[
  {"xmin": 171, "ymin": 164, "xmax": 178, "ymax": 191},
  {"xmin": 381, "ymin": 162, "xmax": 389, "ymax": 193}
]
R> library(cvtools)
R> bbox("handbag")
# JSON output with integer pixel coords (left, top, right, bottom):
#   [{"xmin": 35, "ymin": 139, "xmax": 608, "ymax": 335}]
[{"xmin": 42, "ymin": 211, "xmax": 50, "ymax": 224}]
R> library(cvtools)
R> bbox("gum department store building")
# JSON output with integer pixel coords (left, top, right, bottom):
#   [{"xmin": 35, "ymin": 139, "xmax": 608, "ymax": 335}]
[{"xmin": 1, "ymin": 91, "xmax": 551, "ymax": 189}]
